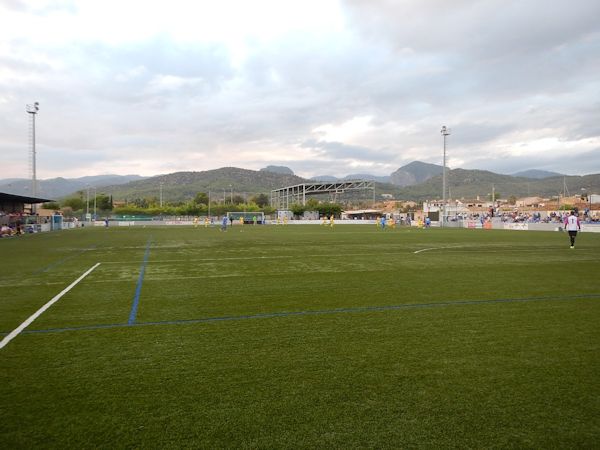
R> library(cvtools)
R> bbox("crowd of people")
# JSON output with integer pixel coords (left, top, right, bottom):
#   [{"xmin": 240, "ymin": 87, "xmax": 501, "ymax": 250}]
[{"xmin": 447, "ymin": 209, "xmax": 598, "ymax": 224}]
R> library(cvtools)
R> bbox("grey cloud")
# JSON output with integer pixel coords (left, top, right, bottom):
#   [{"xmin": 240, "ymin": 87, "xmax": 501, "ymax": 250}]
[
  {"xmin": 343, "ymin": 1, "xmax": 600, "ymax": 56},
  {"xmin": 449, "ymin": 122, "xmax": 516, "ymax": 146},
  {"xmin": 301, "ymin": 139, "xmax": 394, "ymax": 163},
  {"xmin": 343, "ymin": 0, "xmax": 600, "ymax": 105},
  {"xmin": 0, "ymin": 0, "xmax": 77, "ymax": 15},
  {"xmin": 2, "ymin": 2, "xmax": 599, "ymax": 179},
  {"xmin": 463, "ymin": 147, "xmax": 600, "ymax": 176}
]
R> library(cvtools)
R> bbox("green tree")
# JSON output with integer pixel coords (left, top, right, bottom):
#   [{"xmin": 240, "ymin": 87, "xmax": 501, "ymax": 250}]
[
  {"xmin": 305, "ymin": 198, "xmax": 320, "ymax": 210},
  {"xmin": 316, "ymin": 202, "xmax": 342, "ymax": 218},
  {"xmin": 133, "ymin": 198, "xmax": 149, "ymax": 208},
  {"xmin": 194, "ymin": 192, "xmax": 209, "ymax": 205},
  {"xmin": 508, "ymin": 195, "xmax": 517, "ymax": 205},
  {"xmin": 63, "ymin": 197, "xmax": 85, "ymax": 211},
  {"xmin": 96, "ymin": 194, "xmax": 113, "ymax": 211},
  {"xmin": 290, "ymin": 203, "xmax": 305, "ymax": 217},
  {"xmin": 42, "ymin": 202, "xmax": 60, "ymax": 210},
  {"xmin": 250, "ymin": 193, "xmax": 270, "ymax": 207},
  {"xmin": 232, "ymin": 194, "xmax": 245, "ymax": 205}
]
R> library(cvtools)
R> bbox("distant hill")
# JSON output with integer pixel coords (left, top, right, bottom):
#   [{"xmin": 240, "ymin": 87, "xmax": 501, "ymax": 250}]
[
  {"xmin": 100, "ymin": 167, "xmax": 309, "ymax": 202},
  {"xmin": 393, "ymin": 169, "xmax": 600, "ymax": 201},
  {"xmin": 0, "ymin": 174, "xmax": 146, "ymax": 199},
  {"xmin": 344, "ymin": 174, "xmax": 391, "ymax": 183},
  {"xmin": 511, "ymin": 169, "xmax": 562, "ymax": 179},
  {"xmin": 310, "ymin": 162, "xmax": 442, "ymax": 186},
  {"xmin": 260, "ymin": 165, "xmax": 294, "ymax": 175},
  {"xmin": 24, "ymin": 163, "xmax": 599, "ymax": 204},
  {"xmin": 390, "ymin": 161, "xmax": 443, "ymax": 187},
  {"xmin": 310, "ymin": 175, "xmax": 339, "ymax": 182}
]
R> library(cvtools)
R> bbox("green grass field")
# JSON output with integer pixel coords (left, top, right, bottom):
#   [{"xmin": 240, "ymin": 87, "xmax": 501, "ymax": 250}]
[{"xmin": 1, "ymin": 224, "xmax": 599, "ymax": 448}]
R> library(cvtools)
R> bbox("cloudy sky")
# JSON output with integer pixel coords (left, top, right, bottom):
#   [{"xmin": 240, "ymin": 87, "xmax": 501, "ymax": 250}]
[{"xmin": 1, "ymin": 0, "xmax": 599, "ymax": 180}]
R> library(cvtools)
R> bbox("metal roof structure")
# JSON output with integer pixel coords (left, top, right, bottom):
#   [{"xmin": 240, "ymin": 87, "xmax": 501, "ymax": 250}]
[
  {"xmin": 270, "ymin": 180, "xmax": 374, "ymax": 210},
  {"xmin": 0, "ymin": 192, "xmax": 53, "ymax": 214}
]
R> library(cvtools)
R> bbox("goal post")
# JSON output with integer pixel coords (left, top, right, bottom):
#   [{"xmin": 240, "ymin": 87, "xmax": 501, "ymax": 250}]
[{"xmin": 226, "ymin": 212, "xmax": 265, "ymax": 224}]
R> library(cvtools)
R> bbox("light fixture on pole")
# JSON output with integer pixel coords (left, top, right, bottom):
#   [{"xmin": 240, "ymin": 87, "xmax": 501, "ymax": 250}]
[
  {"xmin": 26, "ymin": 102, "xmax": 39, "ymax": 213},
  {"xmin": 93, "ymin": 187, "xmax": 97, "ymax": 220},
  {"xmin": 159, "ymin": 182, "xmax": 164, "ymax": 207},
  {"xmin": 440, "ymin": 125, "xmax": 451, "ymax": 227}
]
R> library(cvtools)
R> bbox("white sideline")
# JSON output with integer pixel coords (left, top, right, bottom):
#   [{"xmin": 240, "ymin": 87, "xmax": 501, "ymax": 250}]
[
  {"xmin": 0, "ymin": 263, "xmax": 101, "ymax": 350},
  {"xmin": 414, "ymin": 245, "xmax": 466, "ymax": 254},
  {"xmin": 414, "ymin": 247, "xmax": 440, "ymax": 254}
]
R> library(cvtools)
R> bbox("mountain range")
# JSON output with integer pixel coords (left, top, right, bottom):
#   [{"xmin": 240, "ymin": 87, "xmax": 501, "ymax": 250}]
[
  {"xmin": 1, "ymin": 162, "xmax": 597, "ymax": 203},
  {"xmin": 0, "ymin": 174, "xmax": 146, "ymax": 199}
]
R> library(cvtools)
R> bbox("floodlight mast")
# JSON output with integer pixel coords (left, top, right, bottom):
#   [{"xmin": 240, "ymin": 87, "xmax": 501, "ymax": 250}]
[
  {"xmin": 26, "ymin": 102, "xmax": 39, "ymax": 213},
  {"xmin": 441, "ymin": 126, "xmax": 450, "ymax": 227}
]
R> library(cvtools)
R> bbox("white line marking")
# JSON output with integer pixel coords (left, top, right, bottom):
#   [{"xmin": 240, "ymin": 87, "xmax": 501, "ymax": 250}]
[
  {"xmin": 0, "ymin": 263, "xmax": 101, "ymax": 350},
  {"xmin": 413, "ymin": 246, "xmax": 466, "ymax": 254},
  {"xmin": 414, "ymin": 247, "xmax": 440, "ymax": 254}
]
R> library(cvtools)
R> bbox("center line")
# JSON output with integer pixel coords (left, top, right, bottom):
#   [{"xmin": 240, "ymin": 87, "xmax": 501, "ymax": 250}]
[{"xmin": 128, "ymin": 238, "xmax": 152, "ymax": 325}]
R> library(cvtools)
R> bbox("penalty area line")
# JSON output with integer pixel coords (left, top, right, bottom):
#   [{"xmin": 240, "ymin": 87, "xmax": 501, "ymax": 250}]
[
  {"xmin": 413, "ymin": 245, "xmax": 465, "ymax": 254},
  {"xmin": 0, "ymin": 263, "xmax": 101, "ymax": 350}
]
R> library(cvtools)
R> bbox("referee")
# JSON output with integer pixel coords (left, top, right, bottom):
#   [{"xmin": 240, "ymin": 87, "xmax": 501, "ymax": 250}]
[{"xmin": 564, "ymin": 210, "xmax": 581, "ymax": 249}]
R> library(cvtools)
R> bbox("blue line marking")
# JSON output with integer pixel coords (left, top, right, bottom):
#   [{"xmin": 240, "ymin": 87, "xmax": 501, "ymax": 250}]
[
  {"xmin": 15, "ymin": 292, "xmax": 600, "ymax": 336},
  {"xmin": 34, "ymin": 245, "xmax": 97, "ymax": 274},
  {"xmin": 127, "ymin": 238, "xmax": 152, "ymax": 325}
]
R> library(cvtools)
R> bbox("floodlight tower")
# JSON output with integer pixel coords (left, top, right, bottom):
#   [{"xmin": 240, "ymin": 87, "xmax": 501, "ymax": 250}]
[
  {"xmin": 26, "ymin": 102, "xmax": 39, "ymax": 212},
  {"xmin": 86, "ymin": 184, "xmax": 90, "ymax": 221},
  {"xmin": 441, "ymin": 125, "xmax": 451, "ymax": 227}
]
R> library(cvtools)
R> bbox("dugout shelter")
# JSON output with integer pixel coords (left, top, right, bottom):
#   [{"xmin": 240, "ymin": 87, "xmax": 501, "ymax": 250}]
[{"xmin": 0, "ymin": 192, "xmax": 53, "ymax": 225}]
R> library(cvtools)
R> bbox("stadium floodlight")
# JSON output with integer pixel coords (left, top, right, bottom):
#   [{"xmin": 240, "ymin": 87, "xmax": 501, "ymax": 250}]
[
  {"xmin": 441, "ymin": 126, "xmax": 451, "ymax": 227},
  {"xmin": 86, "ymin": 185, "xmax": 90, "ymax": 221},
  {"xmin": 26, "ymin": 102, "xmax": 39, "ymax": 213}
]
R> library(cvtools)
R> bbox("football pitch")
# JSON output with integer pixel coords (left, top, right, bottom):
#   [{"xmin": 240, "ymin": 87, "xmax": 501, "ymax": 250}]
[{"xmin": 1, "ymin": 225, "xmax": 599, "ymax": 448}]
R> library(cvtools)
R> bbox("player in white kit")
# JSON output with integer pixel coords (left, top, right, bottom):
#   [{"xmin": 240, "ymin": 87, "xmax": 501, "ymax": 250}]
[{"xmin": 564, "ymin": 210, "xmax": 581, "ymax": 249}]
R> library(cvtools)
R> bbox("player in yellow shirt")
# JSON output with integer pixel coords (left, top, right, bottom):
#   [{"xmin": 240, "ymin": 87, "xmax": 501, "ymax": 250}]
[{"xmin": 330, "ymin": 215, "xmax": 335, "ymax": 228}]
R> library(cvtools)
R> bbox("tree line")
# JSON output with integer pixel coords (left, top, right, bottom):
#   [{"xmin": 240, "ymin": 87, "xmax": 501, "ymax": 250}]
[{"xmin": 43, "ymin": 191, "xmax": 344, "ymax": 218}]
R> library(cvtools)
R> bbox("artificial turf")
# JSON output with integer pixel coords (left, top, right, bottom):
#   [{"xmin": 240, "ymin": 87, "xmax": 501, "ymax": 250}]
[{"xmin": 1, "ymin": 224, "xmax": 599, "ymax": 448}]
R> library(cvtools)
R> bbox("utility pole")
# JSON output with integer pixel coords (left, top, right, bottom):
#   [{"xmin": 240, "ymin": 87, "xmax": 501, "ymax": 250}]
[
  {"xmin": 441, "ymin": 126, "xmax": 451, "ymax": 227},
  {"xmin": 159, "ymin": 182, "xmax": 164, "ymax": 207}
]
